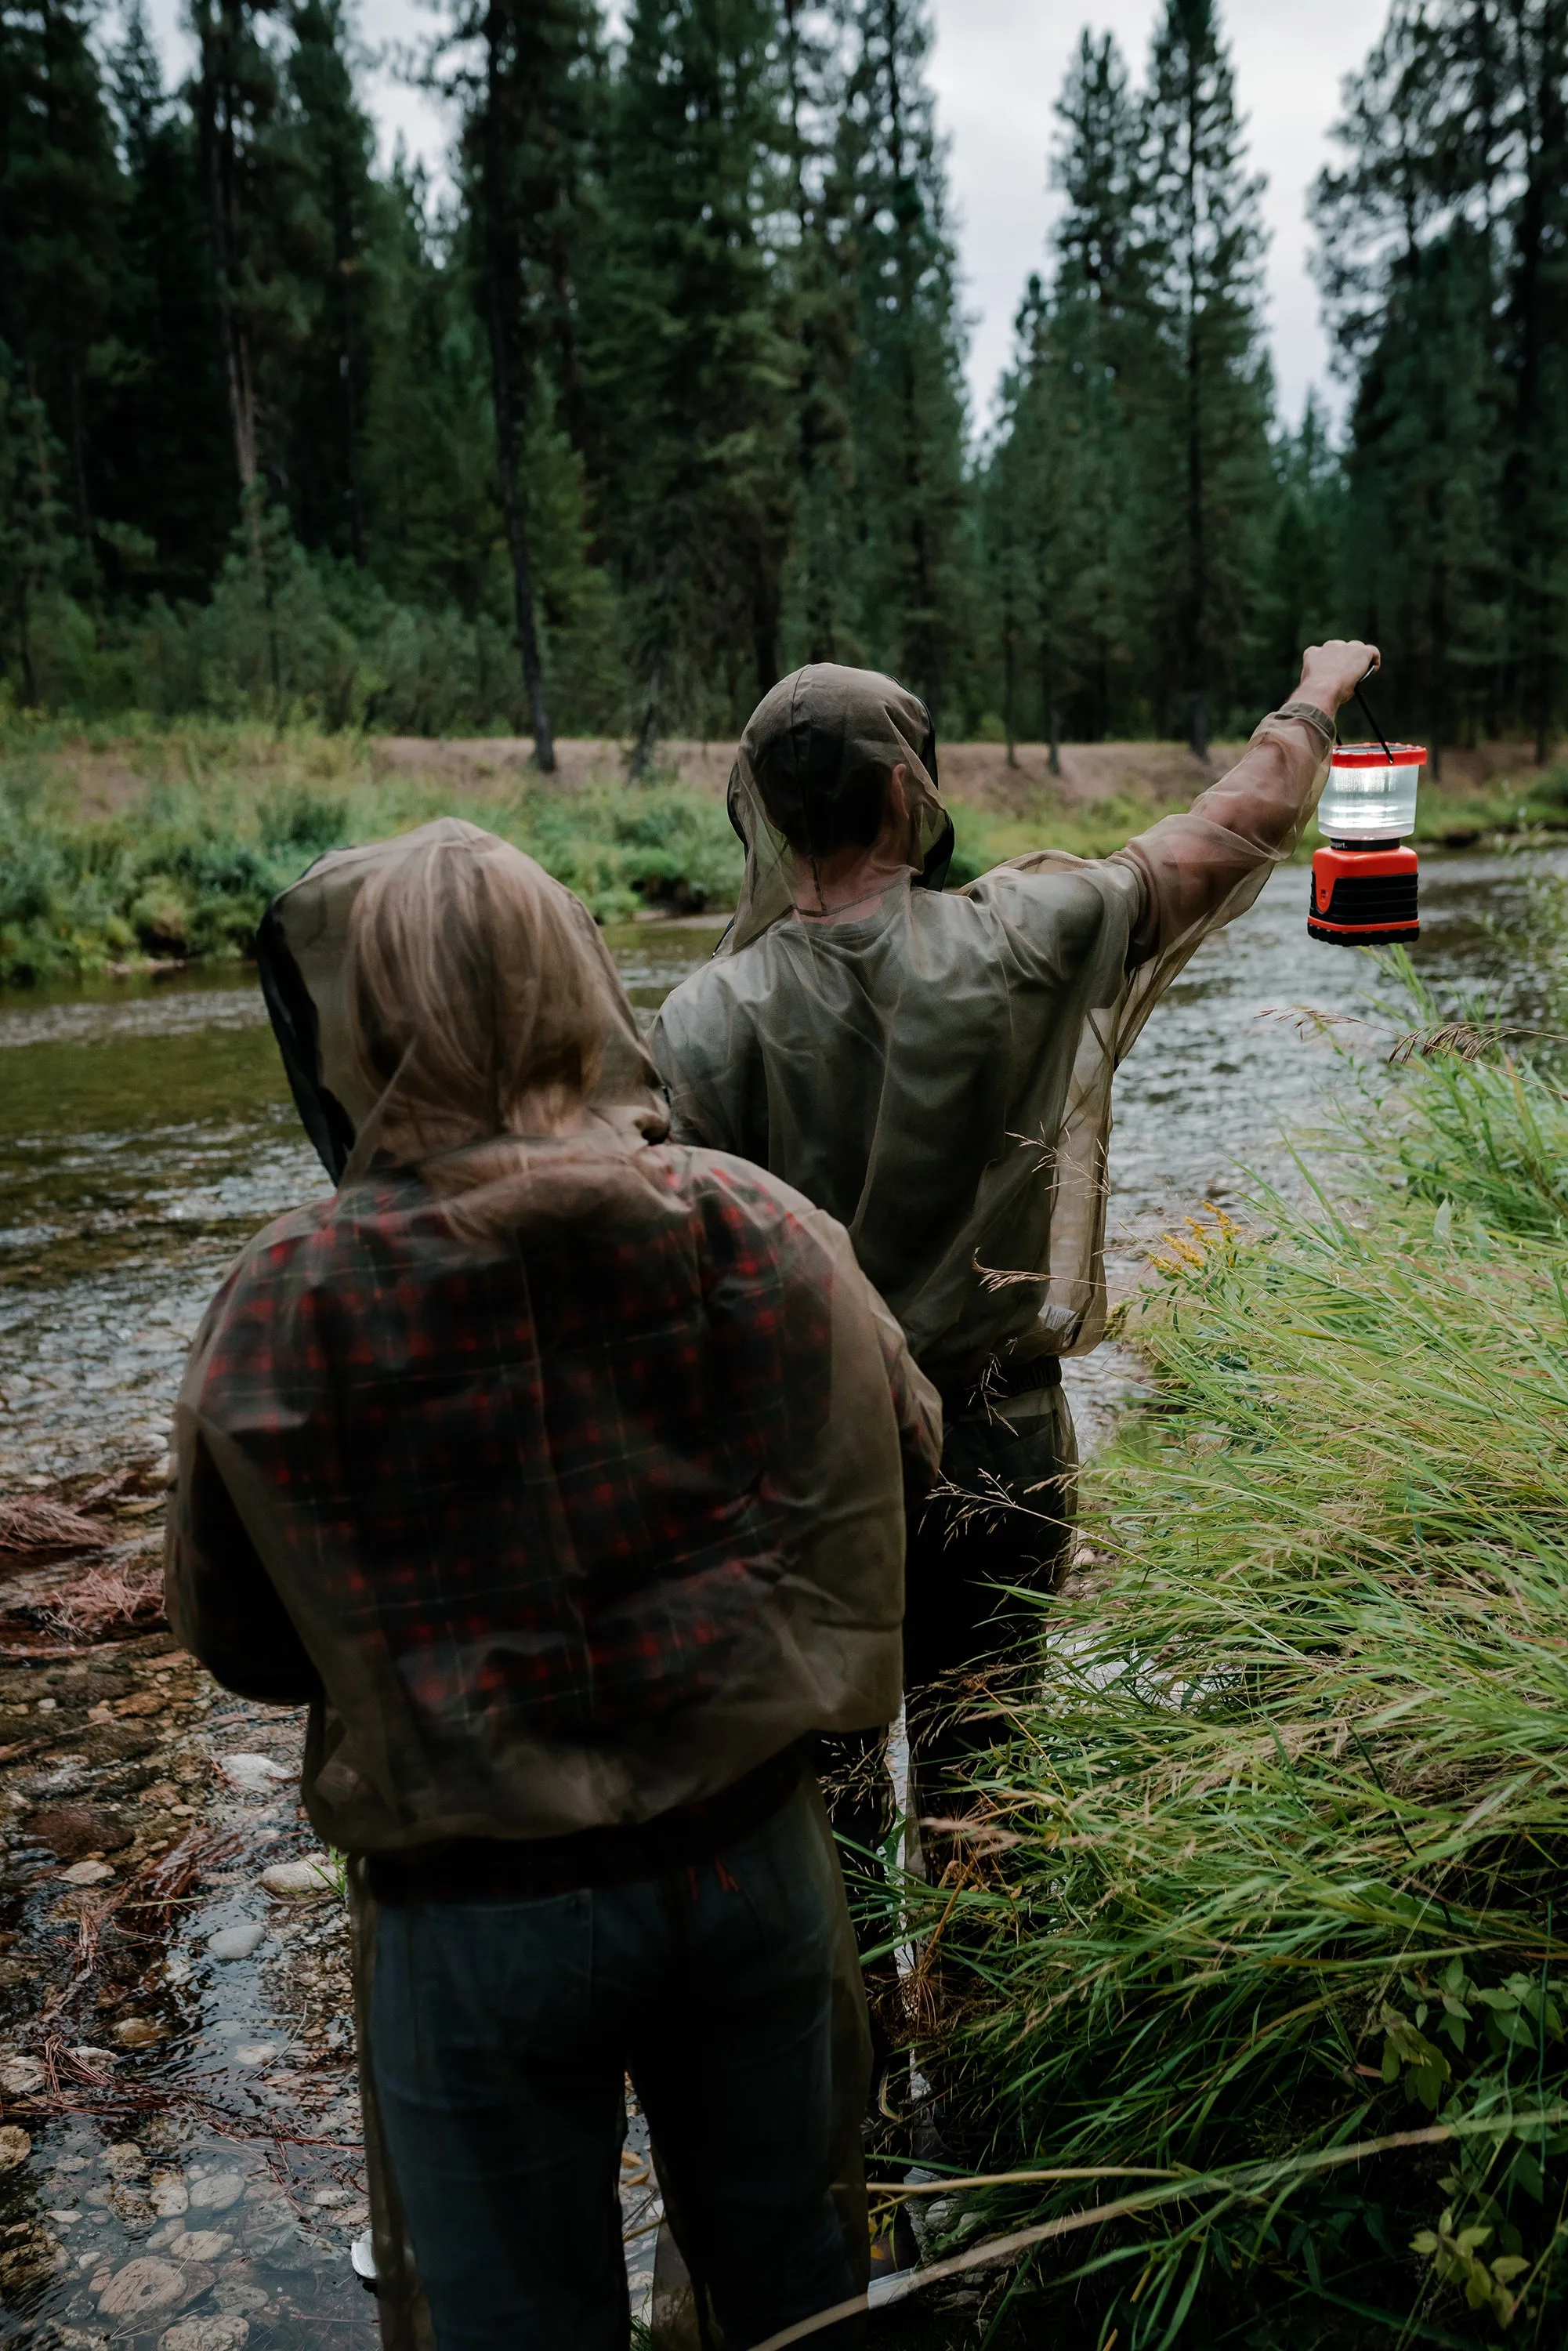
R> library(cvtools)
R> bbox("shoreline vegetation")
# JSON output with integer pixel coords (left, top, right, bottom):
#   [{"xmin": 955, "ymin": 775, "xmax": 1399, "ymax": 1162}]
[
  {"xmin": 4, "ymin": 715, "xmax": 1566, "ymax": 991},
  {"xmin": 913, "ymin": 961, "xmax": 1568, "ymax": 2345}
]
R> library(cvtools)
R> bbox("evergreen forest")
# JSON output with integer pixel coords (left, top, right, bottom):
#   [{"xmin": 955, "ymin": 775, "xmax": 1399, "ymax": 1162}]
[{"xmin": 2, "ymin": 0, "xmax": 1565, "ymax": 763}]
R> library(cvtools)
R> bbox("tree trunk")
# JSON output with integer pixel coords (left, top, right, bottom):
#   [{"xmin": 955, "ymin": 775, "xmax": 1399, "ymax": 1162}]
[
  {"xmin": 67, "ymin": 368, "xmax": 92, "ymax": 559},
  {"xmin": 482, "ymin": 10, "xmax": 554, "ymax": 773},
  {"xmin": 751, "ymin": 540, "xmax": 780, "ymax": 701},
  {"xmin": 1182, "ymin": 55, "xmax": 1207, "ymax": 762},
  {"xmin": 197, "ymin": 2, "xmax": 261, "ymax": 564},
  {"xmin": 1042, "ymin": 637, "xmax": 1061, "ymax": 776},
  {"xmin": 629, "ymin": 650, "xmax": 664, "ymax": 779},
  {"xmin": 1002, "ymin": 608, "xmax": 1017, "ymax": 768},
  {"xmin": 16, "ymin": 573, "xmax": 36, "ymax": 707}
]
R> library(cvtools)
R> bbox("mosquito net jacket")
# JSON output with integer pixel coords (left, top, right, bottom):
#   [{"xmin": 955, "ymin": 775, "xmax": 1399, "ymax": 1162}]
[
  {"xmin": 165, "ymin": 818, "xmax": 940, "ymax": 1857},
  {"xmin": 650, "ymin": 666, "xmax": 1335, "ymax": 1388}
]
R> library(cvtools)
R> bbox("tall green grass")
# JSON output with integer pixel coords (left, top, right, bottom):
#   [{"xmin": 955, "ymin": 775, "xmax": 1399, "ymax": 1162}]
[{"xmin": 931, "ymin": 998, "xmax": 1568, "ymax": 2345}]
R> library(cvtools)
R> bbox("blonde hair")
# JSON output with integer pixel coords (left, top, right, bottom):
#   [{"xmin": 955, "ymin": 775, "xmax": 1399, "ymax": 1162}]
[{"xmin": 347, "ymin": 830, "xmax": 608, "ymax": 1157}]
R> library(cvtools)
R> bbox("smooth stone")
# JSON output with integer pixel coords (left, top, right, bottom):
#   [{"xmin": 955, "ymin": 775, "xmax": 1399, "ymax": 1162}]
[
  {"xmin": 159, "ymin": 2319, "xmax": 250, "ymax": 2351},
  {"xmin": 0, "ymin": 2125, "xmax": 31, "ymax": 2171},
  {"xmin": 206, "ymin": 1922, "xmax": 266, "ymax": 1963},
  {"xmin": 96, "ymin": 2257, "xmax": 187, "ymax": 2316},
  {"xmin": 165, "ymin": 2230, "xmax": 232, "ymax": 2262},
  {"xmin": 68, "ymin": 2047, "xmax": 117, "ymax": 2070},
  {"xmin": 219, "ymin": 1755, "xmax": 292, "ymax": 1795},
  {"xmin": 212, "ymin": 2284, "xmax": 270, "ymax": 2317},
  {"xmin": 257, "ymin": 1858, "xmax": 335, "ymax": 1900},
  {"xmin": 114, "ymin": 2016, "xmax": 163, "ymax": 2048},
  {"xmin": 0, "ymin": 2056, "xmax": 44, "ymax": 2096},
  {"xmin": 150, "ymin": 2173, "xmax": 190, "ymax": 2216},
  {"xmin": 186, "ymin": 2171, "xmax": 245, "ymax": 2212},
  {"xmin": 60, "ymin": 1859, "xmax": 116, "ymax": 1886}
]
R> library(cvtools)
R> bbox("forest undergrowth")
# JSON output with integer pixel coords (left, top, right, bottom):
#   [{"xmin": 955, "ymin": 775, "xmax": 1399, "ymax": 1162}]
[
  {"xmin": 0, "ymin": 719, "xmax": 753, "ymax": 983},
  {"xmin": 913, "ymin": 959, "xmax": 1568, "ymax": 2347}
]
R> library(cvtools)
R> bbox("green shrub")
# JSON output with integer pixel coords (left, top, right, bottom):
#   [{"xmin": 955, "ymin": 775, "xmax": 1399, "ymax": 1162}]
[{"xmin": 0, "ymin": 727, "xmax": 744, "ymax": 983}]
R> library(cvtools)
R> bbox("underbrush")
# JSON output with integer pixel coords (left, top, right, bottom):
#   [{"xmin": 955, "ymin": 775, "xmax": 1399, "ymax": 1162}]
[
  {"xmin": 0, "ymin": 726, "xmax": 744, "ymax": 984},
  {"xmin": 932, "ymin": 989, "xmax": 1568, "ymax": 2345}
]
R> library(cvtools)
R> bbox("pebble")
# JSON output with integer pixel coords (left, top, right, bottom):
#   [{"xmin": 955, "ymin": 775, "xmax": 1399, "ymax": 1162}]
[
  {"xmin": 258, "ymin": 1857, "xmax": 336, "ymax": 1900},
  {"xmin": 103, "ymin": 2184, "xmax": 157, "ymax": 2232},
  {"xmin": 150, "ymin": 2172, "xmax": 189, "ymax": 2216},
  {"xmin": 0, "ymin": 2125, "xmax": 30, "ymax": 2172},
  {"xmin": 220, "ymin": 1755, "xmax": 293, "ymax": 1796},
  {"xmin": 212, "ymin": 2284, "xmax": 270, "ymax": 2317},
  {"xmin": 114, "ymin": 2016, "xmax": 163, "ymax": 2048},
  {"xmin": 165, "ymin": 2229, "xmax": 232, "ymax": 2262},
  {"xmin": 159, "ymin": 2319, "xmax": 251, "ymax": 2351},
  {"xmin": 60, "ymin": 1858, "xmax": 116, "ymax": 1886},
  {"xmin": 0, "ymin": 2056, "xmax": 44, "ymax": 2096},
  {"xmin": 186, "ymin": 2170, "xmax": 245, "ymax": 2212},
  {"xmin": 206, "ymin": 1922, "xmax": 266, "ymax": 1962},
  {"xmin": 68, "ymin": 2046, "xmax": 117, "ymax": 2070},
  {"xmin": 96, "ymin": 2256, "xmax": 187, "ymax": 2315},
  {"xmin": 232, "ymin": 2042, "xmax": 278, "ymax": 2066}
]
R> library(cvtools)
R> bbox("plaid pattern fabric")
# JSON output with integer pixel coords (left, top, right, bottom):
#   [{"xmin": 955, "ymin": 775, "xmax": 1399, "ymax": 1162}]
[{"xmin": 176, "ymin": 1152, "xmax": 833, "ymax": 1748}]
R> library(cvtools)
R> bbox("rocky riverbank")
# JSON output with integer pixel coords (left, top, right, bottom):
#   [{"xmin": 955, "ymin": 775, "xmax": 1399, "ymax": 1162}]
[{"xmin": 0, "ymin": 1456, "xmax": 668, "ymax": 2351}]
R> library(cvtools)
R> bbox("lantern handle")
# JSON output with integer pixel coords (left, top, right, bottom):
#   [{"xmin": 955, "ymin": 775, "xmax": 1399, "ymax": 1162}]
[{"xmin": 1353, "ymin": 659, "xmax": 1395, "ymax": 765}]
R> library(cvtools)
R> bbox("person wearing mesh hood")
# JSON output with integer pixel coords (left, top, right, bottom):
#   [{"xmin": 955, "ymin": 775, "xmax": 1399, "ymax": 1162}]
[
  {"xmin": 164, "ymin": 819, "xmax": 940, "ymax": 2351},
  {"xmin": 650, "ymin": 645, "xmax": 1378, "ymax": 1869}
]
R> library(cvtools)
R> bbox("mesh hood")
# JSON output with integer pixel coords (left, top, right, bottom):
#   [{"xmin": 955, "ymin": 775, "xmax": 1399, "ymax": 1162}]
[
  {"xmin": 724, "ymin": 665, "xmax": 954, "ymax": 955},
  {"xmin": 255, "ymin": 817, "xmax": 668, "ymax": 1186}
]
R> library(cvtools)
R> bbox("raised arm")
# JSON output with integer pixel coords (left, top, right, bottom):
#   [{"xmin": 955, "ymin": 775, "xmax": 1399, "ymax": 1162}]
[{"xmin": 1114, "ymin": 640, "xmax": 1379, "ymax": 963}]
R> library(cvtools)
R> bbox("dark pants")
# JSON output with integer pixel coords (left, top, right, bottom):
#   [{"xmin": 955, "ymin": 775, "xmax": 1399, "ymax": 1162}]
[
  {"xmin": 369, "ymin": 1779, "xmax": 867, "ymax": 2351},
  {"xmin": 820, "ymin": 1383, "xmax": 1076, "ymax": 1927}
]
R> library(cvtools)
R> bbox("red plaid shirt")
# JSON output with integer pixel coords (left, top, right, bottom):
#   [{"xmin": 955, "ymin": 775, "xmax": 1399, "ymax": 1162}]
[{"xmin": 166, "ymin": 1150, "xmax": 841, "ymax": 1750}]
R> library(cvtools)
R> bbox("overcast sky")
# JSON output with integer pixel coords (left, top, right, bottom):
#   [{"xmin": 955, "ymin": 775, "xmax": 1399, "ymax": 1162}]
[{"xmin": 140, "ymin": 0, "xmax": 1384, "ymax": 436}]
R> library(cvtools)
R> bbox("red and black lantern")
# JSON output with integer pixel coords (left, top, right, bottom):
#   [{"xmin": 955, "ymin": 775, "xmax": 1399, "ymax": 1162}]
[{"xmin": 1308, "ymin": 739, "xmax": 1426, "ymax": 948}]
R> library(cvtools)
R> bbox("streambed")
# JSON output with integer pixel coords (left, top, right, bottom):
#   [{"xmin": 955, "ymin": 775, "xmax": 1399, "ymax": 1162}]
[{"xmin": 0, "ymin": 849, "xmax": 1557, "ymax": 2350}]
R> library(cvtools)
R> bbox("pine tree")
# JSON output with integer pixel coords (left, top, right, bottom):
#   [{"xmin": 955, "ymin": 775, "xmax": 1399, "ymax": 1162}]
[
  {"xmin": 589, "ymin": 0, "xmax": 794, "ymax": 758},
  {"xmin": 357, "ymin": 161, "xmax": 502, "ymax": 617},
  {"xmin": 1135, "ymin": 0, "xmax": 1272, "ymax": 755},
  {"xmin": 286, "ymin": 0, "xmax": 377, "ymax": 562},
  {"xmin": 1044, "ymin": 27, "xmax": 1144, "ymax": 737},
  {"xmin": 837, "ymin": 0, "xmax": 968, "ymax": 720},
  {"xmin": 436, "ymin": 0, "xmax": 606, "ymax": 769},
  {"xmin": 0, "ymin": 0, "xmax": 125, "ymax": 555},
  {"xmin": 777, "ymin": 0, "xmax": 856, "ymax": 668},
  {"xmin": 100, "ymin": 0, "xmax": 234, "ymax": 597},
  {"xmin": 1313, "ymin": 3, "xmax": 1509, "ymax": 758},
  {"xmin": 1496, "ymin": 2, "xmax": 1568, "ymax": 759},
  {"xmin": 189, "ymin": 0, "xmax": 317, "ymax": 527},
  {"xmin": 0, "ymin": 353, "xmax": 74, "ymax": 700}
]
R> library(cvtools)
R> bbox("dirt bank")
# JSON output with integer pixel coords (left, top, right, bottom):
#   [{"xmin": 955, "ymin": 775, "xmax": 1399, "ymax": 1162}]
[{"xmin": 38, "ymin": 728, "xmax": 1566, "ymax": 824}]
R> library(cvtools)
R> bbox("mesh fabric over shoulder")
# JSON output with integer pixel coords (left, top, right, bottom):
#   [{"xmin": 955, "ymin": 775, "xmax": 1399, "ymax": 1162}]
[{"xmin": 654, "ymin": 708, "xmax": 1332, "ymax": 1381}]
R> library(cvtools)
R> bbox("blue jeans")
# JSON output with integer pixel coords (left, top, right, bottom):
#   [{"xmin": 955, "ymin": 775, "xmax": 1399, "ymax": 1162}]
[{"xmin": 369, "ymin": 1779, "xmax": 868, "ymax": 2351}]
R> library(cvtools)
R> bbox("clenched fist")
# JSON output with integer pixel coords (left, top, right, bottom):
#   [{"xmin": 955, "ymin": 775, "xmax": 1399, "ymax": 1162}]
[{"xmin": 1296, "ymin": 639, "xmax": 1380, "ymax": 717}]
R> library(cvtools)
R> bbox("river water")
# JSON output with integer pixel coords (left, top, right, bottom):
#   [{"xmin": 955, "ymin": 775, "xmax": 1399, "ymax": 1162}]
[
  {"xmin": 0, "ymin": 849, "xmax": 1558, "ymax": 2351},
  {"xmin": 0, "ymin": 849, "xmax": 1555, "ymax": 1488}
]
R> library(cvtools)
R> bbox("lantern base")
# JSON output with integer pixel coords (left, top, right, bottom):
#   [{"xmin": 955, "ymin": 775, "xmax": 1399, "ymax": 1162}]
[{"xmin": 1307, "ymin": 842, "xmax": 1419, "ymax": 944}]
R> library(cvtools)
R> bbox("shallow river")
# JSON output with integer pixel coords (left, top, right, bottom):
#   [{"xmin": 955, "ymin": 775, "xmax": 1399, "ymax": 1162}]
[
  {"xmin": 0, "ymin": 849, "xmax": 1556, "ymax": 1487},
  {"xmin": 0, "ymin": 848, "xmax": 1559, "ymax": 2351}
]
